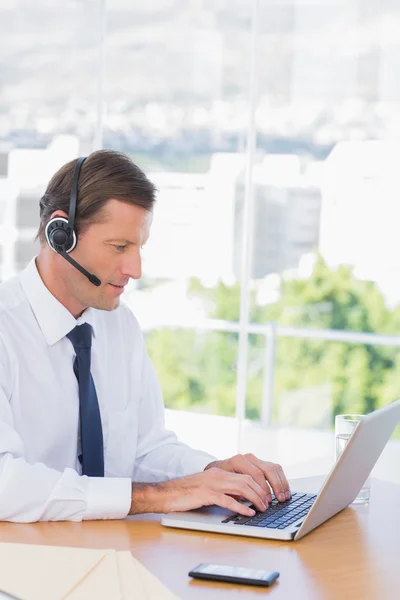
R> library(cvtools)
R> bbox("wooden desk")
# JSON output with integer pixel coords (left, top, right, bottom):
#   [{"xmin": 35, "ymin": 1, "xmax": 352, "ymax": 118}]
[{"xmin": 0, "ymin": 477, "xmax": 399, "ymax": 599}]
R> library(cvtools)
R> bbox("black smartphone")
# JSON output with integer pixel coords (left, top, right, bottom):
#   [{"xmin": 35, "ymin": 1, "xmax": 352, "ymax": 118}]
[{"xmin": 188, "ymin": 563, "xmax": 279, "ymax": 587}]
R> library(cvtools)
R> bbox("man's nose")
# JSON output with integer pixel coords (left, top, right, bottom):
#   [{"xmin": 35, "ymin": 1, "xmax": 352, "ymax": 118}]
[{"xmin": 121, "ymin": 253, "xmax": 142, "ymax": 280}]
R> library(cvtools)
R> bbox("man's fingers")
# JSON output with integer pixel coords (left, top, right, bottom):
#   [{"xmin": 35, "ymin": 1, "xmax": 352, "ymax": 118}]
[
  {"xmin": 207, "ymin": 455, "xmax": 291, "ymax": 505},
  {"xmin": 212, "ymin": 493, "xmax": 255, "ymax": 517},
  {"xmin": 245, "ymin": 455, "xmax": 291, "ymax": 502},
  {"xmin": 274, "ymin": 463, "xmax": 291, "ymax": 500},
  {"xmin": 204, "ymin": 468, "xmax": 266, "ymax": 510},
  {"xmin": 234, "ymin": 455, "xmax": 272, "ymax": 501},
  {"xmin": 228, "ymin": 494, "xmax": 244, "ymax": 502},
  {"xmin": 267, "ymin": 464, "xmax": 291, "ymax": 501},
  {"xmin": 225, "ymin": 474, "xmax": 269, "ymax": 512},
  {"xmin": 270, "ymin": 466, "xmax": 286, "ymax": 501}
]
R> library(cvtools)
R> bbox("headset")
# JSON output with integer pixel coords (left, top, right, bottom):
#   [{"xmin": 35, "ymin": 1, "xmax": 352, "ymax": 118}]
[{"xmin": 45, "ymin": 157, "xmax": 101, "ymax": 287}]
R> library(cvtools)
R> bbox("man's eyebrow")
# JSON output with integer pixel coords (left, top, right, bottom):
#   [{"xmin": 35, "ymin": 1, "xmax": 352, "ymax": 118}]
[
  {"xmin": 104, "ymin": 239, "xmax": 135, "ymax": 244},
  {"xmin": 104, "ymin": 238, "xmax": 149, "ymax": 246}
]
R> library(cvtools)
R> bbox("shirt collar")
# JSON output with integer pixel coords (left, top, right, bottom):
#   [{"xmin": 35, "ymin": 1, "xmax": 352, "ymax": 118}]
[{"xmin": 20, "ymin": 257, "xmax": 97, "ymax": 347}]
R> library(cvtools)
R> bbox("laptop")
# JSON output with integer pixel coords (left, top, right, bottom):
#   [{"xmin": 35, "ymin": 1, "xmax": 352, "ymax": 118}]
[{"xmin": 162, "ymin": 399, "xmax": 400, "ymax": 541}]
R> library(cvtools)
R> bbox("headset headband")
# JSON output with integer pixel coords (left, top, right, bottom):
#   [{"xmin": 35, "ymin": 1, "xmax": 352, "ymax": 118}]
[{"xmin": 68, "ymin": 156, "xmax": 86, "ymax": 231}]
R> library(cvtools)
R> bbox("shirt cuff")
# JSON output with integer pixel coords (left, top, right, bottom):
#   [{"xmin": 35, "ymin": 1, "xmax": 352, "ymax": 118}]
[{"xmin": 83, "ymin": 476, "xmax": 131, "ymax": 520}]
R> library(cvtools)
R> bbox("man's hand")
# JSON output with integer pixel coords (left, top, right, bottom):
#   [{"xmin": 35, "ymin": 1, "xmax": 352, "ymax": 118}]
[
  {"xmin": 204, "ymin": 453, "xmax": 291, "ymax": 504},
  {"xmin": 129, "ymin": 466, "xmax": 275, "ymax": 517}
]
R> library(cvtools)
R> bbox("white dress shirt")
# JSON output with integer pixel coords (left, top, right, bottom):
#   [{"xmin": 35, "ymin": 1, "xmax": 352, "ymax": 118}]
[{"xmin": 0, "ymin": 258, "xmax": 216, "ymax": 522}]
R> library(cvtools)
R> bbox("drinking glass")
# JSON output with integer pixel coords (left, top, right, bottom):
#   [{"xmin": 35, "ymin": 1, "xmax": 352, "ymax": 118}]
[{"xmin": 335, "ymin": 414, "xmax": 371, "ymax": 503}]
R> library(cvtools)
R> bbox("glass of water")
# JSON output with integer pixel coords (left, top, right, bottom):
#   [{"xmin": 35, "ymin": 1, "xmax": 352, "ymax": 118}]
[{"xmin": 335, "ymin": 414, "xmax": 371, "ymax": 504}]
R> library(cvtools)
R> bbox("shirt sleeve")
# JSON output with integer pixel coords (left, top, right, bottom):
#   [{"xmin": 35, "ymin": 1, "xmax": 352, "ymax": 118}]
[
  {"xmin": 0, "ymin": 336, "xmax": 131, "ymax": 523},
  {"xmin": 132, "ymin": 344, "xmax": 218, "ymax": 483}
]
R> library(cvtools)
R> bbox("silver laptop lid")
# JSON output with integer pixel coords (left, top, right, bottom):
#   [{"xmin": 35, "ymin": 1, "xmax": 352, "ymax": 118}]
[{"xmin": 294, "ymin": 399, "xmax": 400, "ymax": 540}]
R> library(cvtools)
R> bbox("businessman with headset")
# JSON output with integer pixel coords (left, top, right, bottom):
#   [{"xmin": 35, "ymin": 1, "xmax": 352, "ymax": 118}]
[{"xmin": 0, "ymin": 150, "xmax": 291, "ymax": 522}]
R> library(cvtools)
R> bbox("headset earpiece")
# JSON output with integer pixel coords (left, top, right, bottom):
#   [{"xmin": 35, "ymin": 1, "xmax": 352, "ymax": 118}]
[{"xmin": 45, "ymin": 217, "xmax": 77, "ymax": 254}]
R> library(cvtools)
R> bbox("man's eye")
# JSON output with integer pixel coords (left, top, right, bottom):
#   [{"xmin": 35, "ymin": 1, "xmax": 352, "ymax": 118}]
[{"xmin": 114, "ymin": 245, "xmax": 127, "ymax": 252}]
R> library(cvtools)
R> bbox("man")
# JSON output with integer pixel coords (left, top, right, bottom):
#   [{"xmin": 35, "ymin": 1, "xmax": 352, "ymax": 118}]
[{"xmin": 0, "ymin": 149, "xmax": 291, "ymax": 522}]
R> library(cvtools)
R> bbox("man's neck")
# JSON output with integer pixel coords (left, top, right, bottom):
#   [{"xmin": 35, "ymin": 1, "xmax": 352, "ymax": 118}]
[{"xmin": 36, "ymin": 252, "xmax": 87, "ymax": 319}]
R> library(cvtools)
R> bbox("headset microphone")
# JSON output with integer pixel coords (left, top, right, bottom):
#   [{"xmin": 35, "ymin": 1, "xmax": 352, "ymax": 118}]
[
  {"xmin": 44, "ymin": 156, "xmax": 102, "ymax": 287},
  {"xmin": 58, "ymin": 249, "xmax": 101, "ymax": 286}
]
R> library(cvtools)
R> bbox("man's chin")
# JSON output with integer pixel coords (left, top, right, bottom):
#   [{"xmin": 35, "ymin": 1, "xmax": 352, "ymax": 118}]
[{"xmin": 91, "ymin": 297, "xmax": 121, "ymax": 312}]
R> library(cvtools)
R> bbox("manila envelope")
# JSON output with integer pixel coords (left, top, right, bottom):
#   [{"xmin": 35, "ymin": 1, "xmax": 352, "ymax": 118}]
[
  {"xmin": 0, "ymin": 543, "xmax": 180, "ymax": 600},
  {"xmin": 117, "ymin": 551, "xmax": 180, "ymax": 600},
  {"xmin": 0, "ymin": 543, "xmax": 122, "ymax": 600}
]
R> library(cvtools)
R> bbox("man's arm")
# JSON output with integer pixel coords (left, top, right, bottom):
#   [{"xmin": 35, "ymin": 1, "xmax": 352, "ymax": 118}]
[
  {"xmin": 0, "ymin": 401, "xmax": 132, "ymax": 522},
  {"xmin": 128, "ymin": 324, "xmax": 290, "ymax": 516},
  {"xmin": 129, "ymin": 470, "xmax": 268, "ymax": 517},
  {"xmin": 132, "ymin": 346, "xmax": 217, "ymax": 483},
  {"xmin": 0, "ymin": 335, "xmax": 131, "ymax": 523}
]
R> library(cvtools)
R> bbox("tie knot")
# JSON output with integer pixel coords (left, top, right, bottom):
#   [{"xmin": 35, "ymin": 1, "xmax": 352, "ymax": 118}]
[{"xmin": 66, "ymin": 323, "xmax": 93, "ymax": 350}]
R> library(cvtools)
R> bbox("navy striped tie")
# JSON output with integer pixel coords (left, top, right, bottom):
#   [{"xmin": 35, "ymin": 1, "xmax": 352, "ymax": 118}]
[{"xmin": 67, "ymin": 323, "xmax": 104, "ymax": 477}]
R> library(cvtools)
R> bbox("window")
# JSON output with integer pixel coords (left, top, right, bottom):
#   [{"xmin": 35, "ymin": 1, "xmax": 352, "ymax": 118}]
[{"xmin": 1, "ymin": 0, "xmax": 399, "ymax": 477}]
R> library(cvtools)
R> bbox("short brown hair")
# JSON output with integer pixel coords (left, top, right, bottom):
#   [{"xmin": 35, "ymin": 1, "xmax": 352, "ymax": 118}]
[{"xmin": 37, "ymin": 149, "xmax": 157, "ymax": 244}]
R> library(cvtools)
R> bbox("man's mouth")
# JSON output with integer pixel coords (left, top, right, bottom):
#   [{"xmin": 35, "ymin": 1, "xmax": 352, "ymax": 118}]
[{"xmin": 109, "ymin": 283, "xmax": 126, "ymax": 290}]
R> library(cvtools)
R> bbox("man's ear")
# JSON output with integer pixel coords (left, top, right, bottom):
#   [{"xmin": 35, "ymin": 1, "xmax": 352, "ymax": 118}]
[{"xmin": 49, "ymin": 211, "xmax": 69, "ymax": 221}]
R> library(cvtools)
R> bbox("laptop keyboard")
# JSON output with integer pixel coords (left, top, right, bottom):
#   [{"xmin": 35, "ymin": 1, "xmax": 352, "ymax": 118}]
[{"xmin": 221, "ymin": 492, "xmax": 317, "ymax": 530}]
